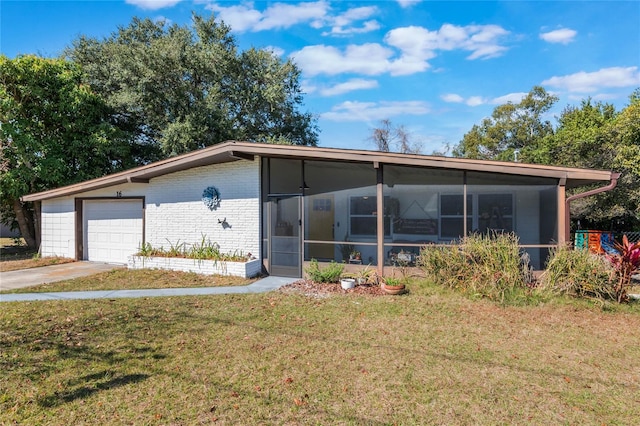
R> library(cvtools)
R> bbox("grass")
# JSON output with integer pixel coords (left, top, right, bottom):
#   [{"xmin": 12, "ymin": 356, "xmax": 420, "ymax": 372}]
[
  {"xmin": 0, "ymin": 237, "xmax": 76, "ymax": 272},
  {"xmin": 1, "ymin": 280, "xmax": 639, "ymax": 424},
  {"xmin": 2, "ymin": 269, "xmax": 257, "ymax": 294},
  {"xmin": 0, "ymin": 256, "xmax": 76, "ymax": 273}
]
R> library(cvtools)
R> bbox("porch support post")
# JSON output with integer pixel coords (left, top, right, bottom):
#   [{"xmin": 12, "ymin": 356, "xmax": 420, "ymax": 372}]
[
  {"xmin": 463, "ymin": 172, "xmax": 468, "ymax": 236},
  {"xmin": 74, "ymin": 198, "xmax": 83, "ymax": 261},
  {"xmin": 375, "ymin": 163, "xmax": 384, "ymax": 277},
  {"xmin": 557, "ymin": 177, "xmax": 567, "ymax": 247}
]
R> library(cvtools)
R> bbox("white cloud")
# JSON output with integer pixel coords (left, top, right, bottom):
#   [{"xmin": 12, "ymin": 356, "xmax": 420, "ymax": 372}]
[
  {"xmin": 441, "ymin": 93, "xmax": 464, "ymax": 103},
  {"xmin": 491, "ymin": 92, "xmax": 528, "ymax": 104},
  {"xmin": 320, "ymin": 79, "xmax": 379, "ymax": 96},
  {"xmin": 539, "ymin": 28, "xmax": 577, "ymax": 44},
  {"xmin": 290, "ymin": 44, "xmax": 395, "ymax": 76},
  {"xmin": 396, "ymin": 0, "xmax": 421, "ymax": 8},
  {"xmin": 301, "ymin": 80, "xmax": 318, "ymax": 95},
  {"xmin": 542, "ymin": 66, "xmax": 640, "ymax": 92},
  {"xmin": 441, "ymin": 92, "xmax": 528, "ymax": 106},
  {"xmin": 295, "ymin": 23, "xmax": 510, "ymax": 77},
  {"xmin": 463, "ymin": 25, "xmax": 511, "ymax": 59},
  {"xmin": 385, "ymin": 23, "xmax": 510, "ymax": 73},
  {"xmin": 332, "ymin": 6, "xmax": 378, "ymax": 26},
  {"xmin": 208, "ymin": 1, "xmax": 379, "ymax": 36},
  {"xmin": 208, "ymin": 1, "xmax": 329, "ymax": 32},
  {"xmin": 125, "ymin": 0, "xmax": 181, "ymax": 10},
  {"xmin": 325, "ymin": 19, "xmax": 381, "ymax": 36},
  {"xmin": 254, "ymin": 1, "xmax": 329, "ymax": 31},
  {"xmin": 466, "ymin": 96, "xmax": 485, "ymax": 107},
  {"xmin": 321, "ymin": 100, "xmax": 430, "ymax": 122},
  {"xmin": 207, "ymin": 3, "xmax": 263, "ymax": 32}
]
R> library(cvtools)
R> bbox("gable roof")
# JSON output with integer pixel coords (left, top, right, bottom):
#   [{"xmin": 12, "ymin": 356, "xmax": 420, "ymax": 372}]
[{"xmin": 22, "ymin": 141, "xmax": 617, "ymax": 202}]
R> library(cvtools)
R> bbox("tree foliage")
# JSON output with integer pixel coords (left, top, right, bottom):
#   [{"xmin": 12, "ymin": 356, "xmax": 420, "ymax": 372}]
[
  {"xmin": 453, "ymin": 86, "xmax": 558, "ymax": 162},
  {"xmin": 67, "ymin": 14, "xmax": 318, "ymax": 157},
  {"xmin": 453, "ymin": 86, "xmax": 640, "ymax": 230},
  {"xmin": 0, "ymin": 55, "xmax": 138, "ymax": 248}
]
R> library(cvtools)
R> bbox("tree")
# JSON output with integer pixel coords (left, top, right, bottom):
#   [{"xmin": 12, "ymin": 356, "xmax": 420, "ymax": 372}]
[
  {"xmin": 534, "ymin": 98, "xmax": 617, "ymax": 168},
  {"xmin": 0, "ymin": 55, "xmax": 138, "ymax": 248},
  {"xmin": 454, "ymin": 86, "xmax": 640, "ymax": 230},
  {"xmin": 368, "ymin": 119, "xmax": 420, "ymax": 154},
  {"xmin": 532, "ymin": 94, "xmax": 639, "ymax": 229},
  {"xmin": 593, "ymin": 90, "xmax": 640, "ymax": 229},
  {"xmin": 453, "ymin": 86, "xmax": 558, "ymax": 162},
  {"xmin": 67, "ymin": 14, "xmax": 318, "ymax": 157}
]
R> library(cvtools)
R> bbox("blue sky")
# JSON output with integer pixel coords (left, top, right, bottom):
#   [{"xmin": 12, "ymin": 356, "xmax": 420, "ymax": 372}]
[{"xmin": 2, "ymin": 0, "xmax": 639, "ymax": 153}]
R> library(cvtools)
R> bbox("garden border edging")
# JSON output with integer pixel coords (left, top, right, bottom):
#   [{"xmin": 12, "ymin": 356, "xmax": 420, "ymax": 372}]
[{"xmin": 128, "ymin": 256, "xmax": 261, "ymax": 278}]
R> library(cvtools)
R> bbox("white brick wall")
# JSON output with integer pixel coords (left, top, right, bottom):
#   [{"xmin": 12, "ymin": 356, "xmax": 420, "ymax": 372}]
[
  {"xmin": 41, "ymin": 198, "xmax": 76, "ymax": 258},
  {"xmin": 144, "ymin": 160, "xmax": 261, "ymax": 258},
  {"xmin": 38, "ymin": 159, "xmax": 261, "ymax": 262}
]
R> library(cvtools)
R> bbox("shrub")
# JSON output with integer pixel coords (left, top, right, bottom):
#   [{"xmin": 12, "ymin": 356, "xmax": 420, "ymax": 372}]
[
  {"xmin": 606, "ymin": 235, "xmax": 640, "ymax": 303},
  {"xmin": 418, "ymin": 232, "xmax": 530, "ymax": 303},
  {"xmin": 305, "ymin": 259, "xmax": 344, "ymax": 283},
  {"xmin": 538, "ymin": 247, "xmax": 616, "ymax": 301}
]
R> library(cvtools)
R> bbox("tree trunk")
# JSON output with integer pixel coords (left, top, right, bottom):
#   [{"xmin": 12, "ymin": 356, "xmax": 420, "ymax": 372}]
[
  {"xmin": 12, "ymin": 199, "xmax": 37, "ymax": 249},
  {"xmin": 33, "ymin": 200, "xmax": 42, "ymax": 251}
]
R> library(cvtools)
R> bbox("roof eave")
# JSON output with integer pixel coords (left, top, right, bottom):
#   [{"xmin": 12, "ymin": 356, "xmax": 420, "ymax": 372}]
[{"xmin": 20, "ymin": 141, "xmax": 616, "ymax": 202}]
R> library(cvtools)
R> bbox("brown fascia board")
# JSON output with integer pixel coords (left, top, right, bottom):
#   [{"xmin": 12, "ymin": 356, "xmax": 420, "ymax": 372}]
[
  {"xmin": 229, "ymin": 142, "xmax": 614, "ymax": 185},
  {"xmin": 21, "ymin": 141, "xmax": 615, "ymax": 202},
  {"xmin": 21, "ymin": 142, "xmax": 242, "ymax": 202}
]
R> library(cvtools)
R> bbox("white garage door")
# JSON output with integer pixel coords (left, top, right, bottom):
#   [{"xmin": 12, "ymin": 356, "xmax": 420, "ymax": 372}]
[{"xmin": 84, "ymin": 199, "xmax": 143, "ymax": 263}]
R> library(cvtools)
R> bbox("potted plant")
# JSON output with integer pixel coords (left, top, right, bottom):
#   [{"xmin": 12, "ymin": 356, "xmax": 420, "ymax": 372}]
[
  {"xmin": 350, "ymin": 250, "xmax": 362, "ymax": 261},
  {"xmin": 380, "ymin": 276, "xmax": 406, "ymax": 295},
  {"xmin": 339, "ymin": 238, "xmax": 355, "ymax": 262},
  {"xmin": 340, "ymin": 276, "xmax": 356, "ymax": 290},
  {"xmin": 354, "ymin": 265, "xmax": 373, "ymax": 285}
]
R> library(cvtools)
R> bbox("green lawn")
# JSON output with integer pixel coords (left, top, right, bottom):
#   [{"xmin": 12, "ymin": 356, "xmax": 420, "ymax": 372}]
[
  {"xmin": 1, "ymin": 280, "xmax": 639, "ymax": 424},
  {"xmin": 2, "ymin": 269, "xmax": 257, "ymax": 293}
]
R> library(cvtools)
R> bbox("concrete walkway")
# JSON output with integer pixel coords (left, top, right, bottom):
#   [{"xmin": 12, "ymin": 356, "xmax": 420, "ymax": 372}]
[{"xmin": 0, "ymin": 276, "xmax": 299, "ymax": 302}]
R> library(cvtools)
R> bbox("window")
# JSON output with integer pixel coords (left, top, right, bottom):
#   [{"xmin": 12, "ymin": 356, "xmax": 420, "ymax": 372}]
[
  {"xmin": 478, "ymin": 194, "xmax": 513, "ymax": 233},
  {"xmin": 349, "ymin": 196, "xmax": 391, "ymax": 236},
  {"xmin": 439, "ymin": 193, "xmax": 513, "ymax": 239},
  {"xmin": 439, "ymin": 194, "xmax": 472, "ymax": 239}
]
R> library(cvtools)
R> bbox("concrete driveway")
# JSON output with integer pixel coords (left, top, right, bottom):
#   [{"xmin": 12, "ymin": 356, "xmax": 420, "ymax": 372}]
[{"xmin": 0, "ymin": 262, "xmax": 124, "ymax": 291}]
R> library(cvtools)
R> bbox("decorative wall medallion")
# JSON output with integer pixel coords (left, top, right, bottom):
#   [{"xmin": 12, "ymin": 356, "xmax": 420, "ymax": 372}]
[{"xmin": 202, "ymin": 186, "xmax": 221, "ymax": 210}]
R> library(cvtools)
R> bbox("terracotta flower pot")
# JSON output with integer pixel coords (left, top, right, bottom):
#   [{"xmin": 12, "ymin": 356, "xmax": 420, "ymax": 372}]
[{"xmin": 382, "ymin": 283, "xmax": 405, "ymax": 295}]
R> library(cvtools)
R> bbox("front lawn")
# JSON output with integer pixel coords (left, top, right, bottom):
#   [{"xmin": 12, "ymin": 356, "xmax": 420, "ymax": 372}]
[
  {"xmin": 1, "ymin": 280, "xmax": 639, "ymax": 424},
  {"xmin": 1, "ymin": 237, "xmax": 76, "ymax": 272},
  {"xmin": 2, "ymin": 269, "xmax": 257, "ymax": 293},
  {"xmin": 0, "ymin": 256, "xmax": 75, "ymax": 273}
]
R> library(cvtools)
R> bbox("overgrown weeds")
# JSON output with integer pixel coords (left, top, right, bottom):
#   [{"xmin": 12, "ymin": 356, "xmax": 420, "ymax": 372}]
[
  {"xmin": 136, "ymin": 236, "xmax": 248, "ymax": 262},
  {"xmin": 304, "ymin": 259, "xmax": 344, "ymax": 283},
  {"xmin": 418, "ymin": 232, "xmax": 532, "ymax": 304},
  {"xmin": 540, "ymin": 247, "xmax": 619, "ymax": 301}
]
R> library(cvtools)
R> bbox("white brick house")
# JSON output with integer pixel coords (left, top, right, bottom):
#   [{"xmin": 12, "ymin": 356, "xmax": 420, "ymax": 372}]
[{"xmin": 23, "ymin": 141, "xmax": 618, "ymax": 277}]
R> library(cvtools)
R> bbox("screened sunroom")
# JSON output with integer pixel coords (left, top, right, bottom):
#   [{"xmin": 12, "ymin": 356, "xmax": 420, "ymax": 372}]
[{"xmin": 259, "ymin": 147, "xmax": 614, "ymax": 277}]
